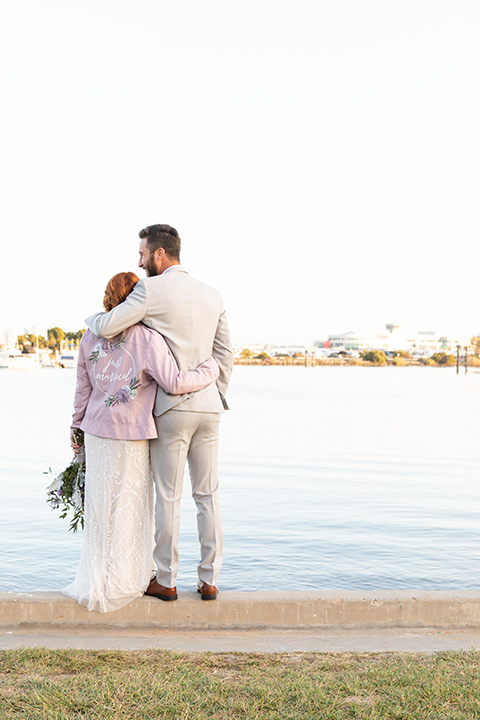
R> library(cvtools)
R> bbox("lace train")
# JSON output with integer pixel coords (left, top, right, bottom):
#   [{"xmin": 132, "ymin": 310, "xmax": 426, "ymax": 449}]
[{"xmin": 62, "ymin": 434, "xmax": 154, "ymax": 613}]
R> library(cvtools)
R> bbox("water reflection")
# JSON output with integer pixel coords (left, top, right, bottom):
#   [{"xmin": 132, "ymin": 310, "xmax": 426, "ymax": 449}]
[{"xmin": 0, "ymin": 366, "xmax": 479, "ymax": 591}]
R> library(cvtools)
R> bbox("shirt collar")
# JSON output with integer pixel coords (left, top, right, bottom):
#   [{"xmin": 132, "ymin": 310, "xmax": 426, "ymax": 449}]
[{"xmin": 162, "ymin": 264, "xmax": 185, "ymax": 275}]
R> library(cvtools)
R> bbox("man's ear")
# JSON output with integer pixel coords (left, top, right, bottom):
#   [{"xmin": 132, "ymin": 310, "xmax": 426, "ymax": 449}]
[{"xmin": 155, "ymin": 247, "xmax": 165, "ymax": 261}]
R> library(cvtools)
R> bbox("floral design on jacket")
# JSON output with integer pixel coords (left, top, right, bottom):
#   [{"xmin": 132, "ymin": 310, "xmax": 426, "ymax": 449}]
[
  {"xmin": 104, "ymin": 376, "xmax": 141, "ymax": 407},
  {"xmin": 87, "ymin": 334, "xmax": 140, "ymax": 408},
  {"xmin": 88, "ymin": 336, "xmax": 126, "ymax": 364}
]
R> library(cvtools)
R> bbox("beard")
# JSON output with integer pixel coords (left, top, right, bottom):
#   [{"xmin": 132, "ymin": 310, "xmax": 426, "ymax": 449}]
[{"xmin": 144, "ymin": 257, "xmax": 159, "ymax": 277}]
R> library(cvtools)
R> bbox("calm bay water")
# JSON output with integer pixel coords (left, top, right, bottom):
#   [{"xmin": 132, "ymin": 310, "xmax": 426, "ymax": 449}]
[{"xmin": 0, "ymin": 364, "xmax": 479, "ymax": 592}]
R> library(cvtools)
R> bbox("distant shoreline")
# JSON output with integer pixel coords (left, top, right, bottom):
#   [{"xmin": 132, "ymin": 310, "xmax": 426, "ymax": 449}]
[{"xmin": 234, "ymin": 357, "xmax": 480, "ymax": 368}]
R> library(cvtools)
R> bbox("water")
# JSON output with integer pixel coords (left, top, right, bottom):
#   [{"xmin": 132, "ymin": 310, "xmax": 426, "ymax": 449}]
[{"xmin": 0, "ymin": 365, "xmax": 479, "ymax": 592}]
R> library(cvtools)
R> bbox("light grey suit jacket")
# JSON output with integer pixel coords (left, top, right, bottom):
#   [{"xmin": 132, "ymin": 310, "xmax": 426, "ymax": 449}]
[{"xmin": 85, "ymin": 266, "xmax": 234, "ymax": 416}]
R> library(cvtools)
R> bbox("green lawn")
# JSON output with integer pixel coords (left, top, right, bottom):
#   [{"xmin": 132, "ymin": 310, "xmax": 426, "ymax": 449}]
[{"xmin": 1, "ymin": 648, "xmax": 480, "ymax": 719}]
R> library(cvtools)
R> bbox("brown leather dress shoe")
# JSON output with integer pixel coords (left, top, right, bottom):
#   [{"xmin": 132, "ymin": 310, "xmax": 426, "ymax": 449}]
[
  {"xmin": 145, "ymin": 576, "xmax": 178, "ymax": 601},
  {"xmin": 197, "ymin": 583, "xmax": 218, "ymax": 600}
]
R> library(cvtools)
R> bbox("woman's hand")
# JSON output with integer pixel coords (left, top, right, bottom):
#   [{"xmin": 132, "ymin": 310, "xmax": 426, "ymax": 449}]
[{"xmin": 70, "ymin": 435, "xmax": 80, "ymax": 456}]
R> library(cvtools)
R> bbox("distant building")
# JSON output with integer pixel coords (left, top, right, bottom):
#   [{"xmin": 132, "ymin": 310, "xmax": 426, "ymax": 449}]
[
  {"xmin": 0, "ymin": 327, "xmax": 18, "ymax": 349},
  {"xmin": 317, "ymin": 324, "xmax": 470, "ymax": 355}
]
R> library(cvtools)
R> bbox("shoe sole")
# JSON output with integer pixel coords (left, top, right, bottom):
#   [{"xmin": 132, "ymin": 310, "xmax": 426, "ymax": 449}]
[
  {"xmin": 197, "ymin": 588, "xmax": 217, "ymax": 600},
  {"xmin": 145, "ymin": 593, "xmax": 178, "ymax": 601}
]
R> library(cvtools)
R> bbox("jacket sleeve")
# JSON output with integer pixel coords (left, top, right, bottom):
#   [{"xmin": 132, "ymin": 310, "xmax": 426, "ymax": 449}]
[
  {"xmin": 145, "ymin": 332, "xmax": 220, "ymax": 394},
  {"xmin": 84, "ymin": 280, "xmax": 148, "ymax": 339},
  {"xmin": 212, "ymin": 307, "xmax": 234, "ymax": 401},
  {"xmin": 70, "ymin": 340, "xmax": 93, "ymax": 434}
]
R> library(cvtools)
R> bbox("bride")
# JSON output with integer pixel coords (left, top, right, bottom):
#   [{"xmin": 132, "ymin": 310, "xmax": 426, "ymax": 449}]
[{"xmin": 62, "ymin": 271, "xmax": 219, "ymax": 613}]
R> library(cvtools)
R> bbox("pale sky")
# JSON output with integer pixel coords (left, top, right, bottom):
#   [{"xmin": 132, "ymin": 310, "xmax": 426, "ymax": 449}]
[{"xmin": 1, "ymin": 0, "xmax": 479, "ymax": 345}]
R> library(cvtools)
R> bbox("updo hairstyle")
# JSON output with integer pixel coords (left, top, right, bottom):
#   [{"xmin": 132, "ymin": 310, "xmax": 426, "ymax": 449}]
[{"xmin": 103, "ymin": 272, "xmax": 140, "ymax": 312}]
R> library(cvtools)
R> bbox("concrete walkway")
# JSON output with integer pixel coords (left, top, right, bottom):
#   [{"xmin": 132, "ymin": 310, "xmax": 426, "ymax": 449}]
[
  {"xmin": 2, "ymin": 625, "xmax": 480, "ymax": 652},
  {"xmin": 2, "ymin": 591, "xmax": 480, "ymax": 653}
]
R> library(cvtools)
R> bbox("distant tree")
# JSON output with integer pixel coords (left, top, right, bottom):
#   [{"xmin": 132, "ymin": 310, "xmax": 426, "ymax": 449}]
[
  {"xmin": 470, "ymin": 336, "xmax": 480, "ymax": 356},
  {"xmin": 16, "ymin": 327, "xmax": 85, "ymax": 352},
  {"xmin": 47, "ymin": 326, "xmax": 65, "ymax": 341},
  {"xmin": 240, "ymin": 348, "xmax": 254, "ymax": 359},
  {"xmin": 17, "ymin": 334, "xmax": 36, "ymax": 353},
  {"xmin": 254, "ymin": 351, "xmax": 272, "ymax": 362},
  {"xmin": 431, "ymin": 352, "xmax": 456, "ymax": 366},
  {"xmin": 47, "ymin": 326, "xmax": 66, "ymax": 351},
  {"xmin": 421, "ymin": 357, "xmax": 437, "ymax": 366},
  {"xmin": 66, "ymin": 329, "xmax": 86, "ymax": 343},
  {"xmin": 361, "ymin": 350, "xmax": 387, "ymax": 365}
]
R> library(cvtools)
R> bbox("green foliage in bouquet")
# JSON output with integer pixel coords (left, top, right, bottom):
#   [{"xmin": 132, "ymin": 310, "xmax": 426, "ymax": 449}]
[{"xmin": 46, "ymin": 429, "xmax": 85, "ymax": 532}]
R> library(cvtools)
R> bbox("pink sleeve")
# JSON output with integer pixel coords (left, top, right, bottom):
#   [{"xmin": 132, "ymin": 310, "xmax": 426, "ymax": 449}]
[
  {"xmin": 145, "ymin": 333, "xmax": 220, "ymax": 394},
  {"xmin": 70, "ymin": 339, "xmax": 93, "ymax": 433}
]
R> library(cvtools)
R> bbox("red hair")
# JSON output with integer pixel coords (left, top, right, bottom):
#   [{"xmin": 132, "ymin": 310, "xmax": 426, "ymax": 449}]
[{"xmin": 103, "ymin": 272, "xmax": 140, "ymax": 311}]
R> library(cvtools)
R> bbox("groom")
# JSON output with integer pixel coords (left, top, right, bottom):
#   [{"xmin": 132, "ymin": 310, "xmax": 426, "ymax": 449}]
[{"xmin": 85, "ymin": 224, "xmax": 234, "ymax": 601}]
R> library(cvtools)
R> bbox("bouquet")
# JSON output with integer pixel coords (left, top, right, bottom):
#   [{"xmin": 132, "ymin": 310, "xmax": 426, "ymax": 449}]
[{"xmin": 46, "ymin": 429, "xmax": 85, "ymax": 532}]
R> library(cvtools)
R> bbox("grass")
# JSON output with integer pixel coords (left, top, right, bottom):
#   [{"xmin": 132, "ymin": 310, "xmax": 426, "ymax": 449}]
[{"xmin": 1, "ymin": 648, "xmax": 480, "ymax": 719}]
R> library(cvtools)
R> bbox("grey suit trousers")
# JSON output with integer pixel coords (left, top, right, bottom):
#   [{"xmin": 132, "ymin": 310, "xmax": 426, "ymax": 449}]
[{"xmin": 150, "ymin": 409, "xmax": 223, "ymax": 587}]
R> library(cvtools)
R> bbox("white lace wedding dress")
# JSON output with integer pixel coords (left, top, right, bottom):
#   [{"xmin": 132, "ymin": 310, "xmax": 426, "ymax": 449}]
[{"xmin": 62, "ymin": 433, "xmax": 154, "ymax": 613}]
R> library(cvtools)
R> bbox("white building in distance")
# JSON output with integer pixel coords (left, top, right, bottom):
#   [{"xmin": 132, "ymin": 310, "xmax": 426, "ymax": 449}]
[{"xmin": 321, "ymin": 324, "xmax": 471, "ymax": 355}]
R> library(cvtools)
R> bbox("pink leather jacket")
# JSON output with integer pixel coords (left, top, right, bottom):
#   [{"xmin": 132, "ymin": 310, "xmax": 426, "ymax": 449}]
[{"xmin": 71, "ymin": 325, "xmax": 219, "ymax": 440}]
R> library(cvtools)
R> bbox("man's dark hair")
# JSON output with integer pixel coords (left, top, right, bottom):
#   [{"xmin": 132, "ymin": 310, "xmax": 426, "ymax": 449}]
[{"xmin": 139, "ymin": 224, "xmax": 181, "ymax": 260}]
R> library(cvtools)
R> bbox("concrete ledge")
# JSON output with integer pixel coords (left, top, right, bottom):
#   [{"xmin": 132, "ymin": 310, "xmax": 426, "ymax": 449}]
[{"xmin": 2, "ymin": 591, "xmax": 480, "ymax": 630}]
